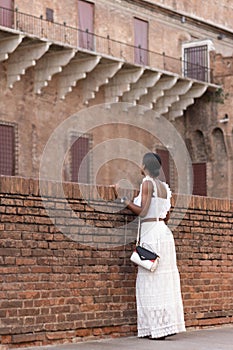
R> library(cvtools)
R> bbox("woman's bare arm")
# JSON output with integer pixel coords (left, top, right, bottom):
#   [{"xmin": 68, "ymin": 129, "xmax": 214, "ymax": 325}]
[{"xmin": 124, "ymin": 180, "xmax": 153, "ymax": 217}]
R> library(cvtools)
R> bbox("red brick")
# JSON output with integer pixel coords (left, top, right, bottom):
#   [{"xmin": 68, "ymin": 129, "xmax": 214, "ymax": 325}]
[
  {"xmin": 1, "ymin": 335, "xmax": 12, "ymax": 344},
  {"xmin": 12, "ymin": 333, "xmax": 45, "ymax": 344},
  {"xmin": 46, "ymin": 330, "xmax": 76, "ymax": 340},
  {"xmin": 76, "ymin": 329, "xmax": 92, "ymax": 337}
]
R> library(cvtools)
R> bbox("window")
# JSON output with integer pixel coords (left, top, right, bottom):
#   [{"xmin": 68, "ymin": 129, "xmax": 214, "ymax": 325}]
[
  {"xmin": 78, "ymin": 0, "xmax": 94, "ymax": 51},
  {"xmin": 46, "ymin": 8, "xmax": 54, "ymax": 22},
  {"xmin": 0, "ymin": 0, "xmax": 13, "ymax": 27},
  {"xmin": 0, "ymin": 123, "xmax": 15, "ymax": 175},
  {"xmin": 156, "ymin": 149, "xmax": 170, "ymax": 184},
  {"xmin": 134, "ymin": 17, "xmax": 148, "ymax": 65},
  {"xmin": 70, "ymin": 134, "xmax": 92, "ymax": 183},
  {"xmin": 182, "ymin": 40, "xmax": 214, "ymax": 82},
  {"xmin": 192, "ymin": 163, "xmax": 207, "ymax": 196}
]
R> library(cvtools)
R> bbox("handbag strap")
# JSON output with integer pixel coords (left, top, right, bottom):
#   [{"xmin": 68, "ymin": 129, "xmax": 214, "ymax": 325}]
[{"xmin": 136, "ymin": 217, "xmax": 141, "ymax": 246}]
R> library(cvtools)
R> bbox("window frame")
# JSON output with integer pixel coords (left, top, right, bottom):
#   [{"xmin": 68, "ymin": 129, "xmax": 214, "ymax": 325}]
[
  {"xmin": 0, "ymin": 121, "xmax": 18, "ymax": 176},
  {"xmin": 46, "ymin": 7, "xmax": 54, "ymax": 22},
  {"xmin": 0, "ymin": 0, "xmax": 14, "ymax": 28},
  {"xmin": 68, "ymin": 132, "xmax": 93, "ymax": 184},
  {"xmin": 182, "ymin": 39, "xmax": 215, "ymax": 82},
  {"xmin": 192, "ymin": 162, "xmax": 207, "ymax": 196},
  {"xmin": 78, "ymin": 0, "xmax": 95, "ymax": 51},
  {"xmin": 134, "ymin": 17, "xmax": 149, "ymax": 66}
]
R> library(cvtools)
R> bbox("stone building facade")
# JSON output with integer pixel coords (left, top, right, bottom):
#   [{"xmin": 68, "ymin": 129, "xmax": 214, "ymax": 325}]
[{"xmin": 0, "ymin": 0, "xmax": 233, "ymax": 198}]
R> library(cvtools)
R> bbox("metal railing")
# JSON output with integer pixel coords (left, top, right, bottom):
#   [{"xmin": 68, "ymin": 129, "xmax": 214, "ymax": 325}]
[{"xmin": 0, "ymin": 6, "xmax": 213, "ymax": 83}]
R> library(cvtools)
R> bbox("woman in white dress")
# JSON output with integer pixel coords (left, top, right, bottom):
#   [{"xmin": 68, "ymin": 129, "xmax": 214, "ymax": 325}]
[{"xmin": 121, "ymin": 153, "xmax": 186, "ymax": 340}]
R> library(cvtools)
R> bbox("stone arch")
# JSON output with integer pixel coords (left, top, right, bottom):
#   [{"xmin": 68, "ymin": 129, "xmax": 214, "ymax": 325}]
[
  {"xmin": 212, "ymin": 127, "xmax": 227, "ymax": 157},
  {"xmin": 185, "ymin": 137, "xmax": 194, "ymax": 162},
  {"xmin": 186, "ymin": 129, "xmax": 209, "ymax": 163},
  {"xmin": 211, "ymin": 127, "xmax": 228, "ymax": 198},
  {"xmin": 192, "ymin": 130, "xmax": 207, "ymax": 163}
]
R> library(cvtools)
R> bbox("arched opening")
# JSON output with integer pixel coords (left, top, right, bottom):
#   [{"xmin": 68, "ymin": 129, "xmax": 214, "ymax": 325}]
[
  {"xmin": 191, "ymin": 130, "xmax": 207, "ymax": 196},
  {"xmin": 211, "ymin": 127, "xmax": 228, "ymax": 198}
]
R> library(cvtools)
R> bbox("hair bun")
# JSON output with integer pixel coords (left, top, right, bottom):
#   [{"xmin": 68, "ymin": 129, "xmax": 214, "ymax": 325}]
[{"xmin": 143, "ymin": 153, "xmax": 161, "ymax": 177}]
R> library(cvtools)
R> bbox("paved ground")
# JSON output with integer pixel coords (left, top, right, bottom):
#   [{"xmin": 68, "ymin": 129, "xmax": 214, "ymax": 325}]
[{"xmin": 13, "ymin": 326, "xmax": 233, "ymax": 350}]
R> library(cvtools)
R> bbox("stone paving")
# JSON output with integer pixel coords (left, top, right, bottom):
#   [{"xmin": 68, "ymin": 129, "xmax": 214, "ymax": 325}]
[{"xmin": 12, "ymin": 325, "xmax": 233, "ymax": 350}]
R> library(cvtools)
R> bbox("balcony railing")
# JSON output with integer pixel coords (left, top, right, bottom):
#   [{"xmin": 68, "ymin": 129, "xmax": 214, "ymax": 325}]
[{"xmin": 0, "ymin": 6, "xmax": 213, "ymax": 83}]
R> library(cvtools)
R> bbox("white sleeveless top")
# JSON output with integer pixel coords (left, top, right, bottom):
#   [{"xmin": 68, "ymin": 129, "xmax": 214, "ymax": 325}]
[{"xmin": 133, "ymin": 175, "xmax": 172, "ymax": 219}]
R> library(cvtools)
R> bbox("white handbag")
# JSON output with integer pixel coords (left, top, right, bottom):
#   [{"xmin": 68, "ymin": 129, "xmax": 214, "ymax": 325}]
[{"xmin": 130, "ymin": 218, "xmax": 160, "ymax": 272}]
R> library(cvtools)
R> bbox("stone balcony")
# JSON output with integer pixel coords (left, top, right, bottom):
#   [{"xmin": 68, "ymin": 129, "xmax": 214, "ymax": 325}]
[{"xmin": 0, "ymin": 7, "xmax": 219, "ymax": 120}]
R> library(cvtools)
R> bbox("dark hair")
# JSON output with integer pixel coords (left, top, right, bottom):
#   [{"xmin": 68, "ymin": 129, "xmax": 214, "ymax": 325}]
[{"xmin": 143, "ymin": 153, "xmax": 161, "ymax": 177}]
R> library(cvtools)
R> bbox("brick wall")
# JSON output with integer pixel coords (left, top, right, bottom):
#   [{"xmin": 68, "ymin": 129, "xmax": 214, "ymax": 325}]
[
  {"xmin": 173, "ymin": 194, "xmax": 233, "ymax": 328},
  {"xmin": 0, "ymin": 176, "xmax": 232, "ymax": 348}
]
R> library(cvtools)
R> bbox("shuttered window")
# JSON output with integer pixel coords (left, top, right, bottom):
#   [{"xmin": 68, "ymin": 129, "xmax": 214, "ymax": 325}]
[
  {"xmin": 182, "ymin": 40, "xmax": 214, "ymax": 83},
  {"xmin": 0, "ymin": 0, "xmax": 13, "ymax": 27},
  {"xmin": 71, "ymin": 135, "xmax": 91, "ymax": 183},
  {"xmin": 0, "ymin": 124, "xmax": 15, "ymax": 175},
  {"xmin": 78, "ymin": 0, "xmax": 94, "ymax": 50},
  {"xmin": 46, "ymin": 8, "xmax": 54, "ymax": 22},
  {"xmin": 156, "ymin": 149, "xmax": 170, "ymax": 184},
  {"xmin": 183, "ymin": 45, "xmax": 208, "ymax": 82},
  {"xmin": 134, "ymin": 17, "xmax": 148, "ymax": 65},
  {"xmin": 192, "ymin": 162, "xmax": 207, "ymax": 196}
]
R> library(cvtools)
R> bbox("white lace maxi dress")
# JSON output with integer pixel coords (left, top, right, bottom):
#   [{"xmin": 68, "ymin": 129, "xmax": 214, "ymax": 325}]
[{"xmin": 133, "ymin": 176, "xmax": 186, "ymax": 338}]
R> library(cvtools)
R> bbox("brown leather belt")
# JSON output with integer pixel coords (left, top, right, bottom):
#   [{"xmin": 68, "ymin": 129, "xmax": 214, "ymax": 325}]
[{"xmin": 141, "ymin": 218, "xmax": 164, "ymax": 223}]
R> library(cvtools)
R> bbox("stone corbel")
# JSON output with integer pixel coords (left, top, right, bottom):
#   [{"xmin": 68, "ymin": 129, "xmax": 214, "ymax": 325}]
[
  {"xmin": 7, "ymin": 41, "xmax": 51, "ymax": 88},
  {"xmin": 104, "ymin": 66, "xmax": 144, "ymax": 103},
  {"xmin": 0, "ymin": 34, "xmax": 24, "ymax": 61},
  {"xmin": 121, "ymin": 71, "xmax": 161, "ymax": 104},
  {"xmin": 34, "ymin": 48, "xmax": 76, "ymax": 94},
  {"xmin": 58, "ymin": 54, "xmax": 101, "ymax": 99},
  {"xmin": 82, "ymin": 60, "xmax": 123, "ymax": 105},
  {"xmin": 155, "ymin": 80, "xmax": 193, "ymax": 115},
  {"xmin": 138, "ymin": 75, "xmax": 178, "ymax": 109},
  {"xmin": 167, "ymin": 83, "xmax": 208, "ymax": 119}
]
